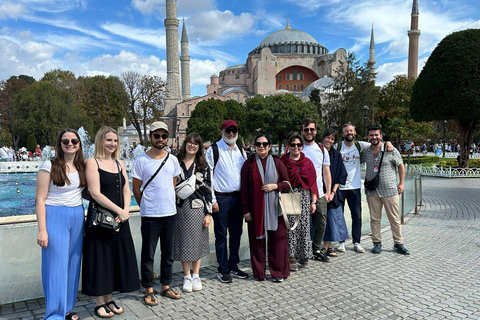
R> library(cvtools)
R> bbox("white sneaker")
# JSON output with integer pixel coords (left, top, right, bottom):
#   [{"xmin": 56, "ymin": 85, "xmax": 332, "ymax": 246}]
[
  {"xmin": 183, "ymin": 275, "xmax": 192, "ymax": 293},
  {"xmin": 192, "ymin": 276, "xmax": 202, "ymax": 292},
  {"xmin": 354, "ymin": 243, "xmax": 365, "ymax": 253},
  {"xmin": 337, "ymin": 242, "xmax": 346, "ymax": 252}
]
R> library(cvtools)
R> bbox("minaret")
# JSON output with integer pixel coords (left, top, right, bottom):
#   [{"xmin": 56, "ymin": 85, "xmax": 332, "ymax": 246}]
[
  {"xmin": 180, "ymin": 19, "xmax": 191, "ymax": 101},
  {"xmin": 407, "ymin": 0, "xmax": 421, "ymax": 79},
  {"xmin": 164, "ymin": 0, "xmax": 182, "ymax": 115},
  {"xmin": 367, "ymin": 24, "xmax": 376, "ymax": 79}
]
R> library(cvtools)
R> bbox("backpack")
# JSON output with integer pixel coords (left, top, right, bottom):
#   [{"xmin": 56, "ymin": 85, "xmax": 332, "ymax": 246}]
[
  {"xmin": 211, "ymin": 142, "xmax": 246, "ymax": 172},
  {"xmin": 335, "ymin": 140, "xmax": 361, "ymax": 154}
]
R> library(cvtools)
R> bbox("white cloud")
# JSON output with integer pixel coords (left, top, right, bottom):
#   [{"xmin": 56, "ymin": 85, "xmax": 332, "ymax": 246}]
[
  {"xmin": 0, "ymin": 2, "xmax": 29, "ymax": 20},
  {"xmin": 102, "ymin": 22, "xmax": 166, "ymax": 49},
  {"xmin": 131, "ymin": 0, "xmax": 164, "ymax": 16},
  {"xmin": 132, "ymin": 0, "xmax": 216, "ymax": 17},
  {"xmin": 190, "ymin": 58, "xmax": 228, "ymax": 86},
  {"xmin": 17, "ymin": 0, "xmax": 87, "ymax": 14}
]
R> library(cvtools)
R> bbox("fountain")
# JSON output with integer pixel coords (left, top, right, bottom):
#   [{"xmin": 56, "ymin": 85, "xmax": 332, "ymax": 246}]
[
  {"xmin": 132, "ymin": 144, "xmax": 145, "ymax": 160},
  {"xmin": 78, "ymin": 126, "xmax": 95, "ymax": 160},
  {"xmin": 41, "ymin": 146, "xmax": 51, "ymax": 161},
  {"xmin": 121, "ymin": 137, "xmax": 132, "ymax": 160}
]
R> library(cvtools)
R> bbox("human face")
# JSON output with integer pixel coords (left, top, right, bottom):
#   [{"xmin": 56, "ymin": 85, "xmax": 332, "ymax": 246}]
[
  {"xmin": 323, "ymin": 134, "xmax": 336, "ymax": 150},
  {"xmin": 343, "ymin": 125, "xmax": 356, "ymax": 142},
  {"xmin": 222, "ymin": 126, "xmax": 238, "ymax": 145},
  {"xmin": 254, "ymin": 137, "xmax": 270, "ymax": 158},
  {"xmin": 367, "ymin": 130, "xmax": 382, "ymax": 146},
  {"xmin": 150, "ymin": 129, "xmax": 168, "ymax": 150},
  {"xmin": 103, "ymin": 132, "xmax": 118, "ymax": 155},
  {"xmin": 289, "ymin": 139, "xmax": 303, "ymax": 158},
  {"xmin": 61, "ymin": 132, "xmax": 80, "ymax": 155},
  {"xmin": 302, "ymin": 123, "xmax": 316, "ymax": 143},
  {"xmin": 186, "ymin": 140, "xmax": 199, "ymax": 155}
]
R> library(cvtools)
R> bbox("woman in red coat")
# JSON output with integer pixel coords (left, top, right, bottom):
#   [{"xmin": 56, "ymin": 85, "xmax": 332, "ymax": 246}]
[{"xmin": 241, "ymin": 134, "xmax": 290, "ymax": 282}]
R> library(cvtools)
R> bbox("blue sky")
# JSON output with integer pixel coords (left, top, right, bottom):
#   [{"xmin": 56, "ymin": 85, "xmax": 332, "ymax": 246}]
[{"xmin": 1, "ymin": 0, "xmax": 479, "ymax": 97}]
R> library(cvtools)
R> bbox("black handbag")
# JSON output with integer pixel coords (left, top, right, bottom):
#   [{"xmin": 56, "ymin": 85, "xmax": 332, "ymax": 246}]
[
  {"xmin": 89, "ymin": 160, "xmax": 123, "ymax": 233},
  {"xmin": 364, "ymin": 151, "xmax": 384, "ymax": 191}
]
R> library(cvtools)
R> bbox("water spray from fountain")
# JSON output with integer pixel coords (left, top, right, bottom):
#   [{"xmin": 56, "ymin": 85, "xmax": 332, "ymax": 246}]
[{"xmin": 78, "ymin": 127, "xmax": 95, "ymax": 159}]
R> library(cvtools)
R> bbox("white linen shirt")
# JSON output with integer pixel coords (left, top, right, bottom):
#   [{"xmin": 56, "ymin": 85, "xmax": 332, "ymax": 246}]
[
  {"xmin": 205, "ymin": 139, "xmax": 246, "ymax": 204},
  {"xmin": 302, "ymin": 143, "xmax": 330, "ymax": 198},
  {"xmin": 39, "ymin": 160, "xmax": 84, "ymax": 206}
]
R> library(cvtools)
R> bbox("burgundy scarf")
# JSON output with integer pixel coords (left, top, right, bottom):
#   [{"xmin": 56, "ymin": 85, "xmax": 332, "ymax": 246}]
[{"xmin": 281, "ymin": 152, "xmax": 319, "ymax": 197}]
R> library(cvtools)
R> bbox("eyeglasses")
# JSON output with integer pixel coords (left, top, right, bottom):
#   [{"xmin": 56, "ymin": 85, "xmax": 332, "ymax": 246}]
[
  {"xmin": 153, "ymin": 133, "xmax": 168, "ymax": 140},
  {"xmin": 61, "ymin": 139, "xmax": 80, "ymax": 146},
  {"xmin": 255, "ymin": 142, "xmax": 270, "ymax": 148},
  {"xmin": 187, "ymin": 141, "xmax": 199, "ymax": 147},
  {"xmin": 225, "ymin": 128, "xmax": 238, "ymax": 134},
  {"xmin": 289, "ymin": 143, "xmax": 303, "ymax": 148},
  {"xmin": 303, "ymin": 128, "xmax": 316, "ymax": 133}
]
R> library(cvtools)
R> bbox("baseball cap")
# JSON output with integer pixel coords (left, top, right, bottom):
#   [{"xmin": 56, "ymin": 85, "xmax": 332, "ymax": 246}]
[
  {"xmin": 150, "ymin": 121, "xmax": 169, "ymax": 133},
  {"xmin": 221, "ymin": 120, "xmax": 238, "ymax": 130}
]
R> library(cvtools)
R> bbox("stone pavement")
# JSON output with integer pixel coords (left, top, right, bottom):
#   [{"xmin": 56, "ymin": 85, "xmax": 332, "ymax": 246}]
[{"xmin": 1, "ymin": 177, "xmax": 479, "ymax": 320}]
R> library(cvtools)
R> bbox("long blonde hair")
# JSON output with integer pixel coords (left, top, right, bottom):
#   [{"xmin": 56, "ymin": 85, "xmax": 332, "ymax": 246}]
[{"xmin": 94, "ymin": 126, "xmax": 120, "ymax": 159}]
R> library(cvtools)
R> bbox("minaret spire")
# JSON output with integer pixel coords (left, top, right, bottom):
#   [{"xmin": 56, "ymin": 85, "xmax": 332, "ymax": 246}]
[
  {"xmin": 180, "ymin": 18, "xmax": 191, "ymax": 100},
  {"xmin": 367, "ymin": 24, "xmax": 376, "ymax": 78},
  {"xmin": 408, "ymin": 0, "xmax": 421, "ymax": 79},
  {"xmin": 164, "ymin": 0, "xmax": 182, "ymax": 115}
]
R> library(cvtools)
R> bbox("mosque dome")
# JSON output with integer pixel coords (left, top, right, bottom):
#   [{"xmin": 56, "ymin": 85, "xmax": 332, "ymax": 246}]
[{"xmin": 249, "ymin": 21, "xmax": 328, "ymax": 56}]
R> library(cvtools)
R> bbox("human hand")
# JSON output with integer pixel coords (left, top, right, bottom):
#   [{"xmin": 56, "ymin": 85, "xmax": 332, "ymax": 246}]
[
  {"xmin": 397, "ymin": 183, "xmax": 404, "ymax": 194},
  {"xmin": 202, "ymin": 215, "xmax": 211, "ymax": 228},
  {"xmin": 212, "ymin": 202, "xmax": 219, "ymax": 213},
  {"xmin": 117, "ymin": 209, "xmax": 130, "ymax": 223},
  {"xmin": 244, "ymin": 212, "xmax": 252, "ymax": 222},
  {"xmin": 385, "ymin": 141, "xmax": 394, "ymax": 152},
  {"xmin": 261, "ymin": 184, "xmax": 277, "ymax": 193},
  {"xmin": 37, "ymin": 230, "xmax": 48, "ymax": 248},
  {"xmin": 310, "ymin": 203, "xmax": 316, "ymax": 214}
]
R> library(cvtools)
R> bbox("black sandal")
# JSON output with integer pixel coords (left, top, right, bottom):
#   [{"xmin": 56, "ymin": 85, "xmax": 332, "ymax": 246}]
[
  {"xmin": 326, "ymin": 248, "xmax": 338, "ymax": 257},
  {"xmin": 144, "ymin": 292, "xmax": 159, "ymax": 306},
  {"xmin": 105, "ymin": 300, "xmax": 124, "ymax": 315},
  {"xmin": 65, "ymin": 312, "xmax": 79, "ymax": 320},
  {"xmin": 94, "ymin": 304, "xmax": 114, "ymax": 318}
]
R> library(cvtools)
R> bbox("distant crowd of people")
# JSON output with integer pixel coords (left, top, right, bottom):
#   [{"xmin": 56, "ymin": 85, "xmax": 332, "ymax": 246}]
[
  {"xmin": 35, "ymin": 119, "xmax": 409, "ymax": 320},
  {"xmin": 0, "ymin": 144, "xmax": 55, "ymax": 162}
]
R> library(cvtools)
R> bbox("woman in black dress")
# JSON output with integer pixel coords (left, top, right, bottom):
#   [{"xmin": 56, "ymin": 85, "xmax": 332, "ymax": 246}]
[{"xmin": 82, "ymin": 126, "xmax": 139, "ymax": 318}]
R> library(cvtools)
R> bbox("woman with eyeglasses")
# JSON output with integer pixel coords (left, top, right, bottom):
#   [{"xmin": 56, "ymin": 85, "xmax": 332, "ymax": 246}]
[
  {"xmin": 173, "ymin": 133, "xmax": 212, "ymax": 293},
  {"xmin": 36, "ymin": 128, "xmax": 86, "ymax": 320},
  {"xmin": 280, "ymin": 135, "xmax": 318, "ymax": 271},
  {"xmin": 240, "ymin": 134, "xmax": 290, "ymax": 282},
  {"xmin": 82, "ymin": 126, "xmax": 139, "ymax": 318},
  {"xmin": 321, "ymin": 128, "xmax": 349, "ymax": 257}
]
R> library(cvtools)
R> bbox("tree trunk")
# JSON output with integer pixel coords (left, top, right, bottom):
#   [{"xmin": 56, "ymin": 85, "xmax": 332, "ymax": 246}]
[{"xmin": 457, "ymin": 119, "xmax": 478, "ymax": 168}]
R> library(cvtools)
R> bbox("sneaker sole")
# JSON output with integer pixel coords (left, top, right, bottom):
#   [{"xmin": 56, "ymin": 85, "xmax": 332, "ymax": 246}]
[
  {"xmin": 393, "ymin": 248, "xmax": 410, "ymax": 255},
  {"xmin": 354, "ymin": 249, "xmax": 366, "ymax": 253},
  {"xmin": 192, "ymin": 287, "xmax": 202, "ymax": 292},
  {"xmin": 230, "ymin": 274, "xmax": 248, "ymax": 279},
  {"xmin": 217, "ymin": 275, "xmax": 232, "ymax": 283},
  {"xmin": 182, "ymin": 287, "xmax": 192, "ymax": 293},
  {"xmin": 336, "ymin": 248, "xmax": 346, "ymax": 252}
]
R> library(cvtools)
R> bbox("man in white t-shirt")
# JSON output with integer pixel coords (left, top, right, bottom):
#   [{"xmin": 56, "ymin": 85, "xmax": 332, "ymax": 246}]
[
  {"xmin": 335, "ymin": 123, "xmax": 394, "ymax": 253},
  {"xmin": 301, "ymin": 118, "xmax": 332, "ymax": 262},
  {"xmin": 132, "ymin": 121, "xmax": 182, "ymax": 304}
]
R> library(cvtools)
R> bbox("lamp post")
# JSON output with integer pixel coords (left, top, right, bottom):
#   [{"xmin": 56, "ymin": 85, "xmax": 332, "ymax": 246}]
[
  {"xmin": 363, "ymin": 105, "xmax": 370, "ymax": 141},
  {"xmin": 443, "ymin": 120, "xmax": 447, "ymax": 158}
]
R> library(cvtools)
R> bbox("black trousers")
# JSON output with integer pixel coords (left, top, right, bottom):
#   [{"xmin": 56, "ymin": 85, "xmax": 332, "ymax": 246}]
[{"xmin": 140, "ymin": 215, "xmax": 177, "ymax": 288}]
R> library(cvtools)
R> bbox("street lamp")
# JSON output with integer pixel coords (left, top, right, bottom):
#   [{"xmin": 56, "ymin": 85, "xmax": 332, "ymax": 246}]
[
  {"xmin": 443, "ymin": 120, "xmax": 447, "ymax": 158},
  {"xmin": 363, "ymin": 105, "xmax": 370, "ymax": 141},
  {"xmin": 176, "ymin": 119, "xmax": 180, "ymax": 151}
]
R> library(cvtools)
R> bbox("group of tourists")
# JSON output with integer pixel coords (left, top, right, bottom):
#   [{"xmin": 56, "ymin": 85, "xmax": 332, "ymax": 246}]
[{"xmin": 35, "ymin": 118, "xmax": 410, "ymax": 320}]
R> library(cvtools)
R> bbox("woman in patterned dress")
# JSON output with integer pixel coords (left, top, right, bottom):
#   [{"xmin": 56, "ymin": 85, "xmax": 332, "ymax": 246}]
[
  {"xmin": 173, "ymin": 133, "xmax": 212, "ymax": 293},
  {"xmin": 281, "ymin": 135, "xmax": 318, "ymax": 271}
]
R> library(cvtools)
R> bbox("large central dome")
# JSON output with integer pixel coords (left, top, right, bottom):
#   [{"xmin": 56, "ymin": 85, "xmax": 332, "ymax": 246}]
[{"xmin": 258, "ymin": 28, "xmax": 319, "ymax": 47}]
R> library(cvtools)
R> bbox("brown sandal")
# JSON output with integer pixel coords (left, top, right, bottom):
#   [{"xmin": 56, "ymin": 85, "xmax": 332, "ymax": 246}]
[
  {"xmin": 160, "ymin": 287, "xmax": 181, "ymax": 299},
  {"xmin": 144, "ymin": 292, "xmax": 159, "ymax": 306},
  {"xmin": 326, "ymin": 248, "xmax": 338, "ymax": 257}
]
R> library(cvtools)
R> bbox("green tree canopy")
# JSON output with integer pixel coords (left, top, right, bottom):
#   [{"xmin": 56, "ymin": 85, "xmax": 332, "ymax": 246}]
[
  {"xmin": 187, "ymin": 98, "xmax": 246, "ymax": 143},
  {"xmin": 410, "ymin": 29, "xmax": 480, "ymax": 167},
  {"xmin": 245, "ymin": 94, "xmax": 320, "ymax": 152}
]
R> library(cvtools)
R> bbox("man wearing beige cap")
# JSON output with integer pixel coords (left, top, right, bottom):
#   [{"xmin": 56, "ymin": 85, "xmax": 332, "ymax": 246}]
[
  {"xmin": 132, "ymin": 121, "xmax": 182, "ymax": 303},
  {"xmin": 206, "ymin": 120, "xmax": 248, "ymax": 283}
]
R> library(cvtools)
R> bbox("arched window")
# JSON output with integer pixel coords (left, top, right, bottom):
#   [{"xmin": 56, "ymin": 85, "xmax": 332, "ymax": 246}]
[
  {"xmin": 234, "ymin": 93, "xmax": 239, "ymax": 102},
  {"xmin": 301, "ymin": 84, "xmax": 304, "ymax": 90},
  {"xmin": 286, "ymin": 85, "xmax": 290, "ymax": 91},
  {"xmin": 300, "ymin": 72, "xmax": 304, "ymax": 80},
  {"xmin": 278, "ymin": 74, "xmax": 282, "ymax": 81},
  {"xmin": 286, "ymin": 73, "xmax": 290, "ymax": 80},
  {"xmin": 278, "ymin": 84, "xmax": 282, "ymax": 90},
  {"xmin": 293, "ymin": 70, "xmax": 297, "ymax": 80},
  {"xmin": 293, "ymin": 84, "xmax": 297, "ymax": 91}
]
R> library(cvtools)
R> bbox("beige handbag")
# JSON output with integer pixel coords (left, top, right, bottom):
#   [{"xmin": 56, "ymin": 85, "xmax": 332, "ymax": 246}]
[{"xmin": 278, "ymin": 181, "xmax": 302, "ymax": 230}]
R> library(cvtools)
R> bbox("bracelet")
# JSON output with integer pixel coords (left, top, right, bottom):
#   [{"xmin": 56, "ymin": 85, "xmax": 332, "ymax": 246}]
[{"xmin": 311, "ymin": 201, "xmax": 316, "ymax": 204}]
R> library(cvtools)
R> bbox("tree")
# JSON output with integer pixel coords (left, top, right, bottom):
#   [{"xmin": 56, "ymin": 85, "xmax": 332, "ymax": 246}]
[
  {"xmin": 121, "ymin": 71, "xmax": 168, "ymax": 145},
  {"xmin": 41, "ymin": 69, "xmax": 77, "ymax": 93},
  {"xmin": 410, "ymin": 29, "xmax": 480, "ymax": 167},
  {"xmin": 9, "ymin": 75, "xmax": 36, "ymax": 85},
  {"xmin": 26, "ymin": 134, "xmax": 37, "ymax": 152},
  {"xmin": 245, "ymin": 94, "xmax": 320, "ymax": 152},
  {"xmin": 12, "ymin": 81, "xmax": 92, "ymax": 146},
  {"xmin": 74, "ymin": 75, "xmax": 128, "ymax": 132},
  {"xmin": 187, "ymin": 98, "xmax": 246, "ymax": 143}
]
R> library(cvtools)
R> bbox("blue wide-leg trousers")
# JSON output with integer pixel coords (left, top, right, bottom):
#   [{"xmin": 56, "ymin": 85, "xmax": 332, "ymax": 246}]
[{"xmin": 42, "ymin": 205, "xmax": 84, "ymax": 320}]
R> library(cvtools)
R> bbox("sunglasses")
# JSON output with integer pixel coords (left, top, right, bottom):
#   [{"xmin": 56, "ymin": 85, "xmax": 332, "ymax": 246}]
[
  {"xmin": 61, "ymin": 139, "xmax": 80, "ymax": 146},
  {"xmin": 225, "ymin": 128, "xmax": 238, "ymax": 134},
  {"xmin": 290, "ymin": 143, "xmax": 303, "ymax": 148},
  {"xmin": 255, "ymin": 142, "xmax": 270, "ymax": 148},
  {"xmin": 153, "ymin": 133, "xmax": 168, "ymax": 140},
  {"xmin": 303, "ymin": 128, "xmax": 316, "ymax": 133},
  {"xmin": 187, "ymin": 141, "xmax": 199, "ymax": 147}
]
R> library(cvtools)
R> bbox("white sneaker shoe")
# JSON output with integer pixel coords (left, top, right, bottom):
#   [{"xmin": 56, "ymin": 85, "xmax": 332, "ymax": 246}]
[
  {"xmin": 337, "ymin": 242, "xmax": 346, "ymax": 252},
  {"xmin": 354, "ymin": 243, "xmax": 365, "ymax": 253},
  {"xmin": 192, "ymin": 276, "xmax": 202, "ymax": 292},
  {"xmin": 183, "ymin": 275, "xmax": 192, "ymax": 292}
]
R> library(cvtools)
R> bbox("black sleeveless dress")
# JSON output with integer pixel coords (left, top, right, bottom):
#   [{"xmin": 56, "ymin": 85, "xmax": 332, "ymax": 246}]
[{"xmin": 82, "ymin": 166, "xmax": 140, "ymax": 296}]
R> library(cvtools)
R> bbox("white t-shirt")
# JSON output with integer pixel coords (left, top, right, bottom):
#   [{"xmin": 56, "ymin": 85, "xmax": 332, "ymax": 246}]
[
  {"xmin": 302, "ymin": 143, "xmax": 330, "ymax": 198},
  {"xmin": 39, "ymin": 161, "xmax": 84, "ymax": 206},
  {"xmin": 336, "ymin": 141, "xmax": 369, "ymax": 190},
  {"xmin": 131, "ymin": 152, "xmax": 181, "ymax": 217}
]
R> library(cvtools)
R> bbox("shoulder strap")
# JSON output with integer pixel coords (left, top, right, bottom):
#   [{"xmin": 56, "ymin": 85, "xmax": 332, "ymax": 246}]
[
  {"xmin": 354, "ymin": 140, "xmax": 361, "ymax": 153},
  {"xmin": 94, "ymin": 158, "xmax": 100, "ymax": 168},
  {"xmin": 212, "ymin": 142, "xmax": 219, "ymax": 171},
  {"xmin": 141, "ymin": 153, "xmax": 170, "ymax": 195},
  {"xmin": 318, "ymin": 143, "xmax": 324, "ymax": 153},
  {"xmin": 115, "ymin": 160, "xmax": 124, "ymax": 208},
  {"xmin": 335, "ymin": 141, "xmax": 341, "ymax": 150}
]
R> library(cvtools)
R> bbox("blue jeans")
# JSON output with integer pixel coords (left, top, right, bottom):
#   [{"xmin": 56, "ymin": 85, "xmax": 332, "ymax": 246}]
[
  {"xmin": 212, "ymin": 194, "xmax": 244, "ymax": 273},
  {"xmin": 339, "ymin": 189, "xmax": 362, "ymax": 244}
]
